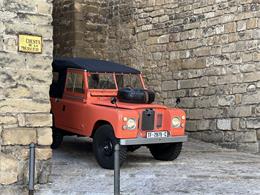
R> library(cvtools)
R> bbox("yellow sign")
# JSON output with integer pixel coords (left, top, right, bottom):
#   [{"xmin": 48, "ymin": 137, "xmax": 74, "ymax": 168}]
[{"xmin": 18, "ymin": 34, "xmax": 42, "ymax": 53}]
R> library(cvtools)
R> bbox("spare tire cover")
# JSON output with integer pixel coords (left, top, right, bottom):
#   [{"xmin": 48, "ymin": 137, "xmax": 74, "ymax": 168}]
[{"xmin": 117, "ymin": 88, "xmax": 155, "ymax": 104}]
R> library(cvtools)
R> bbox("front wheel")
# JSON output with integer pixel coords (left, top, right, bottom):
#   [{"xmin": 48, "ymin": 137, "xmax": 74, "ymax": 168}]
[
  {"xmin": 93, "ymin": 125, "xmax": 127, "ymax": 169},
  {"xmin": 149, "ymin": 142, "xmax": 182, "ymax": 161}
]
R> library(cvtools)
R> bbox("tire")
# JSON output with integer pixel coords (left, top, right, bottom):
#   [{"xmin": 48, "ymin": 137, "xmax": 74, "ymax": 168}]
[
  {"xmin": 51, "ymin": 127, "xmax": 63, "ymax": 149},
  {"xmin": 93, "ymin": 125, "xmax": 127, "ymax": 169},
  {"xmin": 149, "ymin": 142, "xmax": 182, "ymax": 161}
]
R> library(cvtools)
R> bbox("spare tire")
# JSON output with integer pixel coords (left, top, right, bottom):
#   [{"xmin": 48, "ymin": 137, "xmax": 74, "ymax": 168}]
[{"xmin": 117, "ymin": 88, "xmax": 155, "ymax": 104}]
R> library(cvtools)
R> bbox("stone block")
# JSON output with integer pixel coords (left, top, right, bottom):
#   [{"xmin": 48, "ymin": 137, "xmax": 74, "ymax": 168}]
[
  {"xmin": 0, "ymin": 153, "xmax": 18, "ymax": 185},
  {"xmin": 0, "ymin": 99, "xmax": 51, "ymax": 114},
  {"xmin": 185, "ymin": 120, "xmax": 197, "ymax": 132},
  {"xmin": 24, "ymin": 113, "xmax": 52, "ymax": 127},
  {"xmin": 224, "ymin": 22, "xmax": 236, "ymax": 33},
  {"xmin": 247, "ymin": 119, "xmax": 260, "ymax": 129},
  {"xmin": 240, "ymin": 63, "xmax": 255, "ymax": 72},
  {"xmin": 17, "ymin": 114, "xmax": 25, "ymax": 127},
  {"xmin": 0, "ymin": 115, "xmax": 17, "ymax": 125},
  {"xmin": 159, "ymin": 15, "xmax": 169, "ymax": 23},
  {"xmin": 246, "ymin": 84, "xmax": 256, "ymax": 92},
  {"xmin": 146, "ymin": 37, "xmax": 158, "ymax": 45},
  {"xmin": 37, "ymin": 1, "xmax": 52, "ymax": 15},
  {"xmin": 227, "ymin": 106, "xmax": 252, "ymax": 117},
  {"xmin": 235, "ymin": 131, "xmax": 257, "ymax": 143},
  {"xmin": 36, "ymin": 148, "xmax": 52, "ymax": 160},
  {"xmin": 141, "ymin": 24, "xmax": 153, "ymax": 31},
  {"xmin": 232, "ymin": 118, "xmax": 240, "ymax": 130},
  {"xmin": 257, "ymin": 81, "xmax": 260, "ymax": 88},
  {"xmin": 217, "ymin": 119, "xmax": 232, "ymax": 130},
  {"xmin": 193, "ymin": 47, "xmax": 211, "ymax": 57},
  {"xmin": 242, "ymin": 91, "xmax": 260, "ymax": 104},
  {"xmin": 217, "ymin": 75, "xmax": 242, "ymax": 85},
  {"xmin": 223, "ymin": 131, "xmax": 235, "ymax": 142},
  {"xmin": 246, "ymin": 18, "xmax": 258, "ymax": 29},
  {"xmin": 243, "ymin": 72, "xmax": 260, "ymax": 82},
  {"xmin": 257, "ymin": 130, "xmax": 260, "ymax": 140},
  {"xmin": 232, "ymin": 84, "xmax": 247, "ymax": 94},
  {"xmin": 2, "ymin": 128, "xmax": 36, "ymax": 145},
  {"xmin": 188, "ymin": 109, "xmax": 203, "ymax": 120},
  {"xmin": 256, "ymin": 106, "xmax": 260, "ymax": 116},
  {"xmin": 37, "ymin": 128, "xmax": 52, "ymax": 146},
  {"xmin": 200, "ymin": 130, "xmax": 224, "ymax": 143},
  {"xmin": 162, "ymin": 80, "xmax": 177, "ymax": 91},
  {"xmin": 253, "ymin": 52, "xmax": 260, "ymax": 62},
  {"xmin": 218, "ymin": 95, "xmax": 235, "ymax": 106},
  {"xmin": 157, "ymin": 34, "xmax": 169, "ymax": 44},
  {"xmin": 4, "ymin": 0, "xmax": 37, "ymax": 13},
  {"xmin": 203, "ymin": 108, "xmax": 225, "ymax": 119},
  {"xmin": 195, "ymin": 96, "xmax": 218, "ymax": 108},
  {"xmin": 152, "ymin": 52, "xmax": 162, "ymax": 60},
  {"xmin": 197, "ymin": 120, "xmax": 211, "ymax": 130},
  {"xmin": 177, "ymin": 97, "xmax": 195, "ymax": 108},
  {"xmin": 178, "ymin": 79, "xmax": 199, "ymax": 89},
  {"xmin": 3, "ymin": 35, "xmax": 17, "ymax": 52},
  {"xmin": 237, "ymin": 142, "xmax": 259, "ymax": 153},
  {"xmin": 237, "ymin": 20, "xmax": 247, "ymax": 31}
]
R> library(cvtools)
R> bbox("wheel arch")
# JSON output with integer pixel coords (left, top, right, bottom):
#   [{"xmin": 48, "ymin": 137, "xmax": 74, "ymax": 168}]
[{"xmin": 91, "ymin": 120, "xmax": 113, "ymax": 138}]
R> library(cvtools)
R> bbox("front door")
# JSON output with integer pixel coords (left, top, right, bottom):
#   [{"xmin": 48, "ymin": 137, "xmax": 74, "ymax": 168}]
[{"xmin": 61, "ymin": 69, "xmax": 87, "ymax": 134}]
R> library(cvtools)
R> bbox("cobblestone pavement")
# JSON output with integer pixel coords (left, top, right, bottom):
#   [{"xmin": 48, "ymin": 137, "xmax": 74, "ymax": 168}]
[{"xmin": 36, "ymin": 137, "xmax": 260, "ymax": 195}]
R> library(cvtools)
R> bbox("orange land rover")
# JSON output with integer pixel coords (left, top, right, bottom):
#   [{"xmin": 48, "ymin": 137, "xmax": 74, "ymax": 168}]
[{"xmin": 50, "ymin": 57, "xmax": 187, "ymax": 169}]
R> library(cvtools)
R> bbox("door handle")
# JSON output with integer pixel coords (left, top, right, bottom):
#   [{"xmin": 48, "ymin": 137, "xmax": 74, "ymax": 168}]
[{"xmin": 62, "ymin": 105, "xmax": 66, "ymax": 111}]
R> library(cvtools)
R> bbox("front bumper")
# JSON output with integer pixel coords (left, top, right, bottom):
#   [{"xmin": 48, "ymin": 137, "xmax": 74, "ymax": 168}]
[{"xmin": 120, "ymin": 135, "xmax": 188, "ymax": 146}]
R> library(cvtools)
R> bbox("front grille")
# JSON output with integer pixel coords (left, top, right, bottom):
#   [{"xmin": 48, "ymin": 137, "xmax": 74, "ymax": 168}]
[{"xmin": 141, "ymin": 109, "xmax": 155, "ymax": 130}]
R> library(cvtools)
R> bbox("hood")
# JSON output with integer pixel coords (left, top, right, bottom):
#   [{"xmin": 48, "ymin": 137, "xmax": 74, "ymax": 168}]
[{"xmin": 92, "ymin": 101, "xmax": 167, "ymax": 110}]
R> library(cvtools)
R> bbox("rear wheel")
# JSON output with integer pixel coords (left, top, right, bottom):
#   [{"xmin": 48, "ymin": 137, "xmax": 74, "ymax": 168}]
[
  {"xmin": 149, "ymin": 142, "xmax": 182, "ymax": 161},
  {"xmin": 93, "ymin": 125, "xmax": 127, "ymax": 169},
  {"xmin": 51, "ymin": 127, "xmax": 63, "ymax": 149}
]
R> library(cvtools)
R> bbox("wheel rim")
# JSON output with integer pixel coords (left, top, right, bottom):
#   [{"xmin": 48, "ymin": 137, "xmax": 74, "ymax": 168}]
[{"xmin": 101, "ymin": 139, "xmax": 113, "ymax": 156}]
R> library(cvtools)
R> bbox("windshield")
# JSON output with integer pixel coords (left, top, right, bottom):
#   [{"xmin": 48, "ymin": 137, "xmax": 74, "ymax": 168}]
[
  {"xmin": 115, "ymin": 74, "xmax": 143, "ymax": 89},
  {"xmin": 88, "ymin": 73, "xmax": 143, "ymax": 89},
  {"xmin": 88, "ymin": 73, "xmax": 116, "ymax": 89}
]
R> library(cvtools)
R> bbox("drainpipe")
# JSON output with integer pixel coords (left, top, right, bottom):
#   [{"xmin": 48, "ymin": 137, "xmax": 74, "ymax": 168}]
[{"xmin": 29, "ymin": 143, "xmax": 35, "ymax": 195}]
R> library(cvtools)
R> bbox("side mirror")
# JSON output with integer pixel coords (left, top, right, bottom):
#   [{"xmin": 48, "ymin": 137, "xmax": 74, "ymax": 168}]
[{"xmin": 111, "ymin": 97, "xmax": 117, "ymax": 104}]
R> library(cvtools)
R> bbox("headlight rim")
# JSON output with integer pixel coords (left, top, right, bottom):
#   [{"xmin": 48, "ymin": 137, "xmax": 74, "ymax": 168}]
[
  {"xmin": 126, "ymin": 118, "xmax": 137, "ymax": 130},
  {"xmin": 172, "ymin": 116, "xmax": 181, "ymax": 128}
]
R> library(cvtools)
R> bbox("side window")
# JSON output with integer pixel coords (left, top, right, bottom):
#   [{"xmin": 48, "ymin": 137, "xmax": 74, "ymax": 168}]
[
  {"xmin": 66, "ymin": 72, "xmax": 75, "ymax": 92},
  {"xmin": 74, "ymin": 74, "xmax": 84, "ymax": 93},
  {"xmin": 65, "ymin": 72, "xmax": 84, "ymax": 94}
]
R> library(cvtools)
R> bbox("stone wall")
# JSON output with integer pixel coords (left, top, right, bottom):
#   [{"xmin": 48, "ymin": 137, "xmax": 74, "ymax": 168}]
[
  {"xmin": 0, "ymin": 0, "xmax": 53, "ymax": 191},
  {"xmin": 53, "ymin": 0, "xmax": 260, "ymax": 153},
  {"xmin": 125, "ymin": 0, "xmax": 260, "ymax": 153}
]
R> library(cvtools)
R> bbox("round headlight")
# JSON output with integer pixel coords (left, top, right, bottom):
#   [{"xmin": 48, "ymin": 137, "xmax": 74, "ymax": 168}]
[
  {"xmin": 126, "ymin": 118, "xmax": 136, "ymax": 130},
  {"xmin": 172, "ymin": 117, "xmax": 181, "ymax": 128}
]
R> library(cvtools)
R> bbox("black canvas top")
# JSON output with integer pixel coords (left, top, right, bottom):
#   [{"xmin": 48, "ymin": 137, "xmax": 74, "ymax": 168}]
[{"xmin": 52, "ymin": 57, "xmax": 140, "ymax": 74}]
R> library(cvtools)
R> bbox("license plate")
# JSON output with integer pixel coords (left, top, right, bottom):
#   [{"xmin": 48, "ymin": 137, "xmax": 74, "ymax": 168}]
[{"xmin": 147, "ymin": 131, "xmax": 168, "ymax": 138}]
